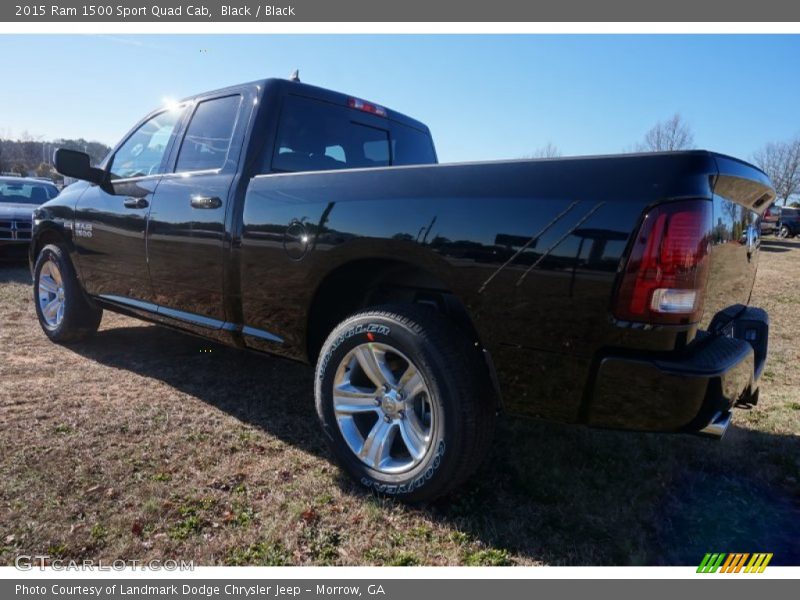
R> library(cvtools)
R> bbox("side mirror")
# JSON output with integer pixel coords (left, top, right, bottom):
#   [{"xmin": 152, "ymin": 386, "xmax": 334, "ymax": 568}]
[{"xmin": 54, "ymin": 148, "xmax": 106, "ymax": 186}]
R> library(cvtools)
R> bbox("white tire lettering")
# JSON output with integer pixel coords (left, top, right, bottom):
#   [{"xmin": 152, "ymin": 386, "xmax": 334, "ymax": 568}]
[{"xmin": 360, "ymin": 441, "xmax": 446, "ymax": 495}]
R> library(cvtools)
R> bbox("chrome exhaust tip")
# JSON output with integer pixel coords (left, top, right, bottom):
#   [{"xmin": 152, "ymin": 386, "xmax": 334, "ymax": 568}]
[{"xmin": 697, "ymin": 411, "xmax": 732, "ymax": 440}]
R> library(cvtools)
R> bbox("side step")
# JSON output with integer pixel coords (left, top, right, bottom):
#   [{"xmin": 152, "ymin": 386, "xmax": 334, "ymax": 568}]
[{"xmin": 696, "ymin": 411, "xmax": 732, "ymax": 440}]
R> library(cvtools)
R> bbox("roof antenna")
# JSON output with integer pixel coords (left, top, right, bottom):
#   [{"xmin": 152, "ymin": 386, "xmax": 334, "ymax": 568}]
[{"xmin": 289, "ymin": 69, "xmax": 300, "ymax": 82}]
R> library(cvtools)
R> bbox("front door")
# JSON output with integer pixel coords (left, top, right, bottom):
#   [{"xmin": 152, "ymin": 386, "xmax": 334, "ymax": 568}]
[
  {"xmin": 146, "ymin": 93, "xmax": 247, "ymax": 325},
  {"xmin": 73, "ymin": 108, "xmax": 183, "ymax": 303}
]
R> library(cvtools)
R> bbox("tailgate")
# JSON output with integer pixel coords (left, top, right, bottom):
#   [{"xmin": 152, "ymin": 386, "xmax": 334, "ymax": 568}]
[{"xmin": 700, "ymin": 154, "xmax": 775, "ymax": 330}]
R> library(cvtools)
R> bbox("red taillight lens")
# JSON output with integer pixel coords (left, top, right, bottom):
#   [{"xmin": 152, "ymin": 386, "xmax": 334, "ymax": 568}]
[{"xmin": 614, "ymin": 200, "xmax": 712, "ymax": 325}]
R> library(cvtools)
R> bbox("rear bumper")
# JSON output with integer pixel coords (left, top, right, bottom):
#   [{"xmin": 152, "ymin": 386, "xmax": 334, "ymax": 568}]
[{"xmin": 587, "ymin": 305, "xmax": 768, "ymax": 437}]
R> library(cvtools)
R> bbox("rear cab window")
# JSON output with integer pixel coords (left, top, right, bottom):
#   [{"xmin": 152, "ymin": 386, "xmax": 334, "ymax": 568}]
[
  {"xmin": 175, "ymin": 95, "xmax": 242, "ymax": 172},
  {"xmin": 268, "ymin": 94, "xmax": 436, "ymax": 174}
]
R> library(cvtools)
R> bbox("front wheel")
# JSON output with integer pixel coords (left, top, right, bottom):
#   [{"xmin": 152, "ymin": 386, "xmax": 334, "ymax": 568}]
[
  {"xmin": 777, "ymin": 225, "xmax": 790, "ymax": 239},
  {"xmin": 315, "ymin": 305, "xmax": 495, "ymax": 502},
  {"xmin": 33, "ymin": 244, "xmax": 102, "ymax": 343}
]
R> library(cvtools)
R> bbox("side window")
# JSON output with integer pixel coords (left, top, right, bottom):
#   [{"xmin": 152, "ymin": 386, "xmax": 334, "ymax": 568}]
[
  {"xmin": 271, "ymin": 95, "xmax": 391, "ymax": 173},
  {"xmin": 175, "ymin": 95, "xmax": 241, "ymax": 172},
  {"xmin": 110, "ymin": 108, "xmax": 182, "ymax": 179}
]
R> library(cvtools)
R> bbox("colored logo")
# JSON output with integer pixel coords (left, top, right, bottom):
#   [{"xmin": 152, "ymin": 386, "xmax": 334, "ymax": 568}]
[{"xmin": 697, "ymin": 553, "xmax": 773, "ymax": 573}]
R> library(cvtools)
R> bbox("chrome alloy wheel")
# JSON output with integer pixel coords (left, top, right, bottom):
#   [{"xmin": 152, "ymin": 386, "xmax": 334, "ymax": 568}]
[
  {"xmin": 332, "ymin": 342, "xmax": 435, "ymax": 474},
  {"xmin": 38, "ymin": 259, "xmax": 65, "ymax": 329}
]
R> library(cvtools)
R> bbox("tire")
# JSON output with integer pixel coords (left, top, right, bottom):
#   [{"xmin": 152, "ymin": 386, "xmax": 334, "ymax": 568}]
[
  {"xmin": 33, "ymin": 244, "xmax": 102, "ymax": 343},
  {"xmin": 778, "ymin": 225, "xmax": 790, "ymax": 239},
  {"xmin": 315, "ymin": 305, "xmax": 495, "ymax": 502}
]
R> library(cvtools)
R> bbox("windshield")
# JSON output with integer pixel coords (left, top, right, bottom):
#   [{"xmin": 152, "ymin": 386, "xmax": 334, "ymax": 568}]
[{"xmin": 0, "ymin": 180, "xmax": 58, "ymax": 205}]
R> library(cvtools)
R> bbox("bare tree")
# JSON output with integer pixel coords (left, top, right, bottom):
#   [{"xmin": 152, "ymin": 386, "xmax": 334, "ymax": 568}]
[
  {"xmin": 752, "ymin": 137, "xmax": 800, "ymax": 206},
  {"xmin": 18, "ymin": 130, "xmax": 44, "ymax": 143},
  {"xmin": 526, "ymin": 142, "xmax": 562, "ymax": 159},
  {"xmin": 637, "ymin": 113, "xmax": 695, "ymax": 152}
]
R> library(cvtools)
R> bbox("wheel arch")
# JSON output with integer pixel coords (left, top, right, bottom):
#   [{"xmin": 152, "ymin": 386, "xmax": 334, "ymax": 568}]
[
  {"xmin": 304, "ymin": 255, "xmax": 501, "ymax": 408},
  {"xmin": 30, "ymin": 225, "xmax": 74, "ymax": 272},
  {"xmin": 306, "ymin": 256, "xmax": 479, "ymax": 360}
]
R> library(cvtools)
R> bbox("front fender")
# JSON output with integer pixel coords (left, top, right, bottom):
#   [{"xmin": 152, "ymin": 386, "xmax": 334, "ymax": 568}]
[{"xmin": 29, "ymin": 182, "xmax": 88, "ymax": 274}]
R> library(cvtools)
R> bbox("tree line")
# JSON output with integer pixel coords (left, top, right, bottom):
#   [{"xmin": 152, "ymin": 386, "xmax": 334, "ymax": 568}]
[
  {"xmin": 0, "ymin": 136, "xmax": 110, "ymax": 180},
  {"xmin": 531, "ymin": 114, "xmax": 800, "ymax": 207}
]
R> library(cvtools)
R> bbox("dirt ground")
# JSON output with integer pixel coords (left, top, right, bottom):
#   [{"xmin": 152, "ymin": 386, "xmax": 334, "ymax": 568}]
[{"xmin": 1, "ymin": 238, "xmax": 799, "ymax": 566}]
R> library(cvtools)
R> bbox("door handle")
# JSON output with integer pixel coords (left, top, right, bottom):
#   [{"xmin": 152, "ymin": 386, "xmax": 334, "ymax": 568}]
[
  {"xmin": 190, "ymin": 195, "xmax": 222, "ymax": 209},
  {"xmin": 123, "ymin": 197, "xmax": 149, "ymax": 209}
]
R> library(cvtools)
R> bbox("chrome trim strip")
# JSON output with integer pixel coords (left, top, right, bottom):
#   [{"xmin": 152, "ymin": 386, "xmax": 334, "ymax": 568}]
[
  {"xmin": 99, "ymin": 294, "xmax": 223, "ymax": 329},
  {"xmin": 163, "ymin": 168, "xmax": 222, "ymax": 179},
  {"xmin": 97, "ymin": 294, "xmax": 283, "ymax": 343},
  {"xmin": 242, "ymin": 325, "xmax": 284, "ymax": 344},
  {"xmin": 111, "ymin": 169, "xmax": 220, "ymax": 185},
  {"xmin": 98, "ymin": 294, "xmax": 159, "ymax": 313},
  {"xmin": 109, "ymin": 174, "xmax": 161, "ymax": 185},
  {"xmin": 157, "ymin": 306, "xmax": 226, "ymax": 330}
]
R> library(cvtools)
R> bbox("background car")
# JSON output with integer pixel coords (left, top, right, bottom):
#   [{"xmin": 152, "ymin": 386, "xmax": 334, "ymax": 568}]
[
  {"xmin": 776, "ymin": 206, "xmax": 800, "ymax": 238},
  {"xmin": 0, "ymin": 176, "xmax": 59, "ymax": 257},
  {"xmin": 760, "ymin": 203, "xmax": 781, "ymax": 235}
]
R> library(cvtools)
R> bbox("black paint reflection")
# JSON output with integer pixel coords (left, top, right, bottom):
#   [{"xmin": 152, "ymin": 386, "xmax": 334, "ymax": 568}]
[
  {"xmin": 74, "ymin": 177, "xmax": 158, "ymax": 302},
  {"xmin": 239, "ymin": 160, "xmax": 656, "ymax": 420}
]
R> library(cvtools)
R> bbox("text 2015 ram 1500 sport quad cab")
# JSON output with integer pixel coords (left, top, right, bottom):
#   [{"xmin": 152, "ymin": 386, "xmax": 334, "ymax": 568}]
[{"xmin": 32, "ymin": 78, "xmax": 773, "ymax": 501}]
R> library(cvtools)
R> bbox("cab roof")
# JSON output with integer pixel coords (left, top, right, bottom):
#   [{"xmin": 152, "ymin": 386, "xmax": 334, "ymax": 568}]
[{"xmin": 181, "ymin": 77, "xmax": 432, "ymax": 134}]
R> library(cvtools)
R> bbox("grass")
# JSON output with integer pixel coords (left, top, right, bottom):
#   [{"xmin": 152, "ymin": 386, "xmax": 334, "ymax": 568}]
[
  {"xmin": 464, "ymin": 548, "xmax": 513, "ymax": 566},
  {"xmin": 1, "ymin": 238, "xmax": 799, "ymax": 565},
  {"xmin": 225, "ymin": 541, "xmax": 291, "ymax": 566}
]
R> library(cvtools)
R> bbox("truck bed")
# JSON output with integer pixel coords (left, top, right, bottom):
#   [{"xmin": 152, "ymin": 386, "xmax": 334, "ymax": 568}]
[{"xmin": 239, "ymin": 150, "xmax": 772, "ymax": 421}]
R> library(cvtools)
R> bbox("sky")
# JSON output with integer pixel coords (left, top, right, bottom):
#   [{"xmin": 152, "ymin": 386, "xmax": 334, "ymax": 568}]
[{"xmin": 1, "ymin": 34, "xmax": 799, "ymax": 163}]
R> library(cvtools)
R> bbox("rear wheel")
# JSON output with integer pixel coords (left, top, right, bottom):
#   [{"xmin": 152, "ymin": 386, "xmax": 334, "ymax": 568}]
[
  {"xmin": 777, "ymin": 225, "xmax": 790, "ymax": 238},
  {"xmin": 315, "ymin": 305, "xmax": 495, "ymax": 502},
  {"xmin": 33, "ymin": 244, "xmax": 102, "ymax": 343}
]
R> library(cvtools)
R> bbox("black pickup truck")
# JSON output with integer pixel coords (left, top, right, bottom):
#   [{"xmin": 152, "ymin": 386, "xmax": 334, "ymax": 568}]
[{"xmin": 32, "ymin": 77, "xmax": 773, "ymax": 501}]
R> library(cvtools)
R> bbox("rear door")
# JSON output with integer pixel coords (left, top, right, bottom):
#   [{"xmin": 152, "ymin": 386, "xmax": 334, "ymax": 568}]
[
  {"xmin": 146, "ymin": 91, "xmax": 250, "ymax": 325},
  {"xmin": 73, "ymin": 108, "xmax": 184, "ymax": 302}
]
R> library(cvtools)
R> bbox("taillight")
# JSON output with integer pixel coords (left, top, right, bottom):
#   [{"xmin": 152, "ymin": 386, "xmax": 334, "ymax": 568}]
[
  {"xmin": 614, "ymin": 200, "xmax": 712, "ymax": 325},
  {"xmin": 347, "ymin": 97, "xmax": 387, "ymax": 117}
]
